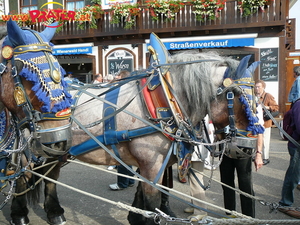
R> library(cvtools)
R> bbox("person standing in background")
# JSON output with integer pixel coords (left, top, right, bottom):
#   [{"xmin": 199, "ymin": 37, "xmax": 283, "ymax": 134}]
[
  {"xmin": 109, "ymin": 70, "xmax": 135, "ymax": 190},
  {"xmin": 288, "ymin": 66, "xmax": 300, "ymax": 106},
  {"xmin": 93, "ymin": 74, "xmax": 103, "ymax": 84},
  {"xmin": 109, "ymin": 165, "xmax": 135, "ymax": 191},
  {"xmin": 204, "ymin": 120, "xmax": 216, "ymax": 170},
  {"xmin": 287, "ymin": 66, "xmax": 300, "ymax": 195},
  {"xmin": 219, "ymin": 103, "xmax": 264, "ymax": 218},
  {"xmin": 64, "ymin": 71, "xmax": 74, "ymax": 84},
  {"xmin": 183, "ymin": 115, "xmax": 212, "ymax": 222},
  {"xmin": 255, "ymin": 80, "xmax": 279, "ymax": 165},
  {"xmin": 278, "ymin": 97, "xmax": 300, "ymax": 219},
  {"xmin": 110, "ymin": 70, "xmax": 130, "ymax": 83}
]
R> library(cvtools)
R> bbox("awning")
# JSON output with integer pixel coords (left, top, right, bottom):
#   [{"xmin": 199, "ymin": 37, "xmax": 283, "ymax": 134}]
[
  {"xmin": 53, "ymin": 43, "xmax": 93, "ymax": 55},
  {"xmin": 146, "ymin": 33, "xmax": 257, "ymax": 50}
]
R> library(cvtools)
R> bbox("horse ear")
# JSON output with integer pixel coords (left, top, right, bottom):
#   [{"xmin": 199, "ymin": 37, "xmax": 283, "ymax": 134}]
[
  {"xmin": 247, "ymin": 61, "xmax": 261, "ymax": 75},
  {"xmin": 41, "ymin": 22, "xmax": 58, "ymax": 41},
  {"xmin": 235, "ymin": 55, "xmax": 252, "ymax": 79},
  {"xmin": 7, "ymin": 19, "xmax": 26, "ymax": 47}
]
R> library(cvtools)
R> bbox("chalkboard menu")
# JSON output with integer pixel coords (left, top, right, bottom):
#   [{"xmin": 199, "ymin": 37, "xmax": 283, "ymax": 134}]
[
  {"xmin": 107, "ymin": 49, "xmax": 134, "ymax": 76},
  {"xmin": 108, "ymin": 58, "xmax": 133, "ymax": 76},
  {"xmin": 259, "ymin": 48, "xmax": 278, "ymax": 81}
]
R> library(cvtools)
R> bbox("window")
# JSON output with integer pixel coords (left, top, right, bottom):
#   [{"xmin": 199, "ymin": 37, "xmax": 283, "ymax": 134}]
[
  {"xmin": 66, "ymin": 0, "xmax": 84, "ymax": 10},
  {"xmin": 21, "ymin": 0, "xmax": 38, "ymax": 13}
]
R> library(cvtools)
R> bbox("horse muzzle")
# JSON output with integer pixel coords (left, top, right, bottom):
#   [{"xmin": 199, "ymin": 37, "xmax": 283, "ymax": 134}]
[
  {"xmin": 226, "ymin": 136, "xmax": 257, "ymax": 159},
  {"xmin": 29, "ymin": 123, "xmax": 72, "ymax": 158}
]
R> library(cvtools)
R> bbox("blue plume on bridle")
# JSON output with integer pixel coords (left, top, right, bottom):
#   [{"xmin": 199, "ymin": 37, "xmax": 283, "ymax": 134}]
[{"xmin": 234, "ymin": 55, "xmax": 265, "ymax": 135}]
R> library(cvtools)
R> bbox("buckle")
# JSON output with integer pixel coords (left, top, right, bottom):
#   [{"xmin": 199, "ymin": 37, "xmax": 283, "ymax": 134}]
[
  {"xmin": 11, "ymin": 66, "xmax": 17, "ymax": 77},
  {"xmin": 0, "ymin": 63, "xmax": 6, "ymax": 75},
  {"xmin": 216, "ymin": 87, "xmax": 223, "ymax": 95},
  {"xmin": 224, "ymin": 125, "xmax": 230, "ymax": 134},
  {"xmin": 175, "ymin": 129, "xmax": 182, "ymax": 137},
  {"xmin": 227, "ymin": 91, "xmax": 234, "ymax": 100}
]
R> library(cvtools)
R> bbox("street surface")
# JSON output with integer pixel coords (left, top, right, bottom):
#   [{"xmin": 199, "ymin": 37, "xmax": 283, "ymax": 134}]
[{"xmin": 1, "ymin": 127, "xmax": 300, "ymax": 224}]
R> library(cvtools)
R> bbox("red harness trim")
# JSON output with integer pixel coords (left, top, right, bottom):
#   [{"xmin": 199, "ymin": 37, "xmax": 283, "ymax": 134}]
[
  {"xmin": 141, "ymin": 78, "xmax": 174, "ymax": 141},
  {"xmin": 141, "ymin": 78, "xmax": 156, "ymax": 118}
]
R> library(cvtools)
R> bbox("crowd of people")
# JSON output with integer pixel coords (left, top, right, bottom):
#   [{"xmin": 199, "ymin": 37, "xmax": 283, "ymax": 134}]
[
  {"xmin": 63, "ymin": 71, "xmax": 117, "ymax": 85},
  {"xmin": 63, "ymin": 66, "xmax": 300, "ymax": 221}
]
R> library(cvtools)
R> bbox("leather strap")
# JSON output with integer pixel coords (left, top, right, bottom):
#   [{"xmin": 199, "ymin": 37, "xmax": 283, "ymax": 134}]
[{"xmin": 153, "ymin": 141, "xmax": 175, "ymax": 184}]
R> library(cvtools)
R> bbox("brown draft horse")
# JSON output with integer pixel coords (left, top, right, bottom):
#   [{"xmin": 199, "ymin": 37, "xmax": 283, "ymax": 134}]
[{"xmin": 0, "ymin": 20, "xmax": 73, "ymax": 225}]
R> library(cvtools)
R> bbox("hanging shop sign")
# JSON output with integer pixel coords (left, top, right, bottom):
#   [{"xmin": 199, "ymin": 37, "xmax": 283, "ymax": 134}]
[
  {"xmin": 53, "ymin": 46, "xmax": 92, "ymax": 55},
  {"xmin": 163, "ymin": 38, "xmax": 255, "ymax": 50}
]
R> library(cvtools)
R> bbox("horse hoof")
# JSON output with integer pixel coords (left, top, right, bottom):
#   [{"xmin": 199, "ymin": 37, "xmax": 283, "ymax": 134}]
[
  {"xmin": 160, "ymin": 204, "xmax": 176, "ymax": 217},
  {"xmin": 47, "ymin": 215, "xmax": 66, "ymax": 225},
  {"xmin": 10, "ymin": 216, "xmax": 29, "ymax": 225}
]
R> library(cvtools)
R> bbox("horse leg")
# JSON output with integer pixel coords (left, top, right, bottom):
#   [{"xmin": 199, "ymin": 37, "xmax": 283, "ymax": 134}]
[
  {"xmin": 128, "ymin": 168, "xmax": 176, "ymax": 225},
  {"xmin": 10, "ymin": 177, "xmax": 30, "ymax": 225},
  {"xmin": 128, "ymin": 181, "xmax": 147, "ymax": 225},
  {"xmin": 43, "ymin": 161, "xmax": 66, "ymax": 225},
  {"xmin": 128, "ymin": 181, "xmax": 161, "ymax": 225},
  {"xmin": 160, "ymin": 166, "xmax": 176, "ymax": 217}
]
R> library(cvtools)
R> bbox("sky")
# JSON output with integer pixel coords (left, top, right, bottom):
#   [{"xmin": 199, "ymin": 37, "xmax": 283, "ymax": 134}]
[{"xmin": 290, "ymin": 1, "xmax": 300, "ymax": 50}]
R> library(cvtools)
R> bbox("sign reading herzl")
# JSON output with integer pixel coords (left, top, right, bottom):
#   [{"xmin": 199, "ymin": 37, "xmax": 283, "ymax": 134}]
[{"xmin": 259, "ymin": 48, "xmax": 278, "ymax": 82}]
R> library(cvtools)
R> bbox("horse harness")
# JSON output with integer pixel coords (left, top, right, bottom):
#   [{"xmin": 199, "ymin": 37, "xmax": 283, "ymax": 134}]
[
  {"xmin": 68, "ymin": 33, "xmax": 262, "ymax": 182},
  {"xmin": 0, "ymin": 27, "xmax": 72, "ymax": 158},
  {"xmin": 214, "ymin": 72, "xmax": 261, "ymax": 159}
]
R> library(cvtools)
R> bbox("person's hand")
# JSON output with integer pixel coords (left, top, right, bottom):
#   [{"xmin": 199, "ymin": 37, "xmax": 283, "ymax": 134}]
[{"xmin": 254, "ymin": 152, "xmax": 263, "ymax": 171}]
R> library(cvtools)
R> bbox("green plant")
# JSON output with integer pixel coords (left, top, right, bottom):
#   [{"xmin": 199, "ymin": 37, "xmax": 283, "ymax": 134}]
[
  {"xmin": 190, "ymin": 0, "xmax": 225, "ymax": 22},
  {"xmin": 146, "ymin": 0, "xmax": 185, "ymax": 21},
  {"xmin": 237, "ymin": 0, "xmax": 272, "ymax": 17},
  {"xmin": 110, "ymin": 3, "xmax": 141, "ymax": 29},
  {"xmin": 75, "ymin": 4, "xmax": 104, "ymax": 29}
]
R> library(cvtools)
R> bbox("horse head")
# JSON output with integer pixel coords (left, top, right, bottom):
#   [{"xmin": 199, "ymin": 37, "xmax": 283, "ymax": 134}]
[
  {"xmin": 210, "ymin": 55, "xmax": 263, "ymax": 135},
  {"xmin": 167, "ymin": 50, "xmax": 264, "ymax": 159},
  {"xmin": 207, "ymin": 55, "xmax": 264, "ymax": 159},
  {"xmin": 0, "ymin": 20, "xmax": 73, "ymax": 157}
]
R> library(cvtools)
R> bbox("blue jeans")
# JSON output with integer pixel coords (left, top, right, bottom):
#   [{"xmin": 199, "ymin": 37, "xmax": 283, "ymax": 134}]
[
  {"xmin": 279, "ymin": 145, "xmax": 300, "ymax": 206},
  {"xmin": 117, "ymin": 164, "xmax": 135, "ymax": 188}
]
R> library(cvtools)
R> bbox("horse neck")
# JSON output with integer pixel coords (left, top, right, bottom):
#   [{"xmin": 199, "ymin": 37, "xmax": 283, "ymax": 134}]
[{"xmin": 0, "ymin": 62, "xmax": 18, "ymax": 113}]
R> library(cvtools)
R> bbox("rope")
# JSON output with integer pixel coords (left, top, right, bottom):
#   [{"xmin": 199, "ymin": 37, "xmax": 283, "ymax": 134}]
[
  {"xmin": 205, "ymin": 217, "xmax": 300, "ymax": 225},
  {"xmin": 21, "ymin": 159, "xmax": 300, "ymax": 225},
  {"xmin": 65, "ymin": 160, "xmax": 293, "ymax": 224},
  {"xmin": 1, "ymin": 161, "xmax": 59, "ymax": 197},
  {"xmin": 193, "ymin": 167, "xmax": 279, "ymax": 211},
  {"xmin": 67, "ymin": 159, "xmax": 238, "ymax": 216},
  {"xmin": 27, "ymin": 169, "xmax": 156, "ymax": 219}
]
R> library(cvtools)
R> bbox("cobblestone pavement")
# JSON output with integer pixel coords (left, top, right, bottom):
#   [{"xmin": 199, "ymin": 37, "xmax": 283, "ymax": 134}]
[{"xmin": 1, "ymin": 127, "xmax": 299, "ymax": 224}]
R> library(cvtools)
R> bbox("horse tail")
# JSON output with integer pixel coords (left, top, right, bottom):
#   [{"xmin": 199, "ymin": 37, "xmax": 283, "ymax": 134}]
[{"xmin": 25, "ymin": 167, "xmax": 43, "ymax": 205}]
